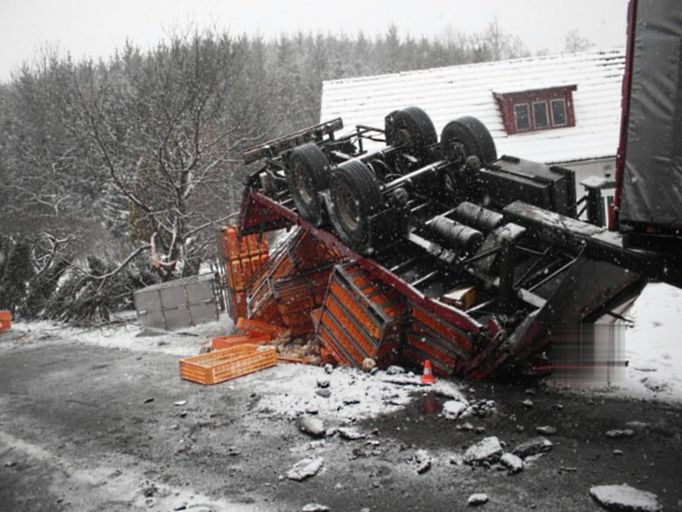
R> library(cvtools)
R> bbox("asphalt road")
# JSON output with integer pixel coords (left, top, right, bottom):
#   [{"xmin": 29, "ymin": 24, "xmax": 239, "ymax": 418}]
[{"xmin": 1, "ymin": 332, "xmax": 681, "ymax": 511}]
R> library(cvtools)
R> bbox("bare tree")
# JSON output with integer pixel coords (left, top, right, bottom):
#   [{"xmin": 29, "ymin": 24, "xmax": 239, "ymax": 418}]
[{"xmin": 565, "ymin": 30, "xmax": 593, "ymax": 53}]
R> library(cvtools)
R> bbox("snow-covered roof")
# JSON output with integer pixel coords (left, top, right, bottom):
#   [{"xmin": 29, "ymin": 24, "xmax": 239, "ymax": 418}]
[{"xmin": 320, "ymin": 49, "xmax": 625, "ymax": 164}]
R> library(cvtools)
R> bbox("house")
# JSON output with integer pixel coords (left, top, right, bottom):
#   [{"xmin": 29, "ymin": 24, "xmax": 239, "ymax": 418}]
[{"xmin": 320, "ymin": 49, "xmax": 626, "ymax": 197}]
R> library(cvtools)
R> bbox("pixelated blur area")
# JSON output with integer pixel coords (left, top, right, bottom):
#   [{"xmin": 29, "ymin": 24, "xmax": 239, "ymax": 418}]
[{"xmin": 548, "ymin": 323, "xmax": 626, "ymax": 386}]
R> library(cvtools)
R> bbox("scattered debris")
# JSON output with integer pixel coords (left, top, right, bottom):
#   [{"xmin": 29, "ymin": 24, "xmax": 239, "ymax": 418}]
[
  {"xmin": 173, "ymin": 400, "xmax": 187, "ymax": 406},
  {"xmin": 286, "ymin": 457, "xmax": 324, "ymax": 481},
  {"xmin": 386, "ymin": 365, "xmax": 405, "ymax": 375},
  {"xmin": 613, "ymin": 449, "xmax": 624, "ymax": 456},
  {"xmin": 298, "ymin": 417, "xmax": 326, "ymax": 438},
  {"xmin": 552, "ymin": 404, "xmax": 564, "ymax": 411},
  {"xmin": 324, "ymin": 364, "xmax": 334, "ymax": 374},
  {"xmin": 521, "ymin": 399, "xmax": 534, "ymax": 409},
  {"xmin": 457, "ymin": 422, "xmax": 475, "ymax": 432},
  {"xmin": 474, "ymin": 426, "xmax": 486, "ymax": 434},
  {"xmin": 605, "ymin": 429, "xmax": 635, "ymax": 439},
  {"xmin": 362, "ymin": 358, "xmax": 377, "ymax": 373},
  {"xmin": 464, "ymin": 436, "xmax": 503, "ymax": 466},
  {"xmin": 3, "ymin": 460, "xmax": 17, "ymax": 468},
  {"xmin": 342, "ymin": 397, "xmax": 361, "ymax": 405},
  {"xmin": 338, "ymin": 427, "xmax": 366, "ymax": 440},
  {"xmin": 442, "ymin": 400, "xmax": 468, "ymax": 420},
  {"xmin": 467, "ymin": 399, "xmax": 497, "ymax": 418},
  {"xmin": 315, "ymin": 388, "xmax": 331, "ymax": 398},
  {"xmin": 412, "ymin": 449, "xmax": 432, "ymax": 474},
  {"xmin": 140, "ymin": 481, "xmax": 158, "ymax": 498},
  {"xmin": 317, "ymin": 378, "xmax": 330, "ymax": 389},
  {"xmin": 500, "ymin": 453, "xmax": 524, "ymax": 474},
  {"xmin": 302, "ymin": 504, "xmax": 331, "ymax": 512},
  {"xmin": 589, "ymin": 484, "xmax": 661, "ymax": 512},
  {"xmin": 512, "ymin": 437, "xmax": 553, "ymax": 459},
  {"xmin": 536, "ymin": 425, "xmax": 557, "ymax": 436},
  {"xmin": 226, "ymin": 446, "xmax": 241, "ymax": 456},
  {"xmin": 143, "ymin": 397, "xmax": 154, "ymax": 404},
  {"xmin": 467, "ymin": 493, "xmax": 489, "ymax": 506}
]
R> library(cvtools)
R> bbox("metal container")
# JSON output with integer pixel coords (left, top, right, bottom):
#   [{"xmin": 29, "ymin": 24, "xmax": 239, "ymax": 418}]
[{"xmin": 133, "ymin": 274, "xmax": 219, "ymax": 330}]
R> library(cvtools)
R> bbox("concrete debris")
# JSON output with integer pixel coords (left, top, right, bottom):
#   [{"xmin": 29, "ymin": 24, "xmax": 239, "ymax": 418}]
[
  {"xmin": 362, "ymin": 358, "xmax": 376, "ymax": 373},
  {"xmin": 463, "ymin": 436, "xmax": 503, "ymax": 465},
  {"xmin": 457, "ymin": 422, "xmax": 475, "ymax": 432},
  {"xmin": 286, "ymin": 457, "xmax": 324, "ymax": 481},
  {"xmin": 467, "ymin": 399, "xmax": 497, "ymax": 418},
  {"xmin": 317, "ymin": 378, "xmax": 330, "ymax": 389},
  {"xmin": 413, "ymin": 449, "xmax": 432, "ymax": 474},
  {"xmin": 536, "ymin": 425, "xmax": 557, "ymax": 435},
  {"xmin": 342, "ymin": 397, "xmax": 361, "ymax": 405},
  {"xmin": 500, "ymin": 453, "xmax": 524, "ymax": 474},
  {"xmin": 386, "ymin": 365, "xmax": 406, "ymax": 375},
  {"xmin": 298, "ymin": 417, "xmax": 326, "ymax": 438},
  {"xmin": 302, "ymin": 504, "xmax": 331, "ymax": 512},
  {"xmin": 315, "ymin": 389, "xmax": 331, "ymax": 398},
  {"xmin": 467, "ymin": 493, "xmax": 489, "ymax": 506},
  {"xmin": 338, "ymin": 427, "xmax": 366, "ymax": 440},
  {"xmin": 324, "ymin": 364, "xmax": 334, "ymax": 374},
  {"xmin": 512, "ymin": 437, "xmax": 553, "ymax": 459},
  {"xmin": 442, "ymin": 400, "xmax": 468, "ymax": 420},
  {"xmin": 140, "ymin": 481, "xmax": 158, "ymax": 498},
  {"xmin": 226, "ymin": 446, "xmax": 241, "ymax": 456},
  {"xmin": 589, "ymin": 484, "xmax": 661, "ymax": 512},
  {"xmin": 605, "ymin": 429, "xmax": 635, "ymax": 439}
]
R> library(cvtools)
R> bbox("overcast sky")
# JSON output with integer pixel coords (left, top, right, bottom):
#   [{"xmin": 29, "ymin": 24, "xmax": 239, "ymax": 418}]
[{"xmin": 0, "ymin": 0, "xmax": 629, "ymax": 82}]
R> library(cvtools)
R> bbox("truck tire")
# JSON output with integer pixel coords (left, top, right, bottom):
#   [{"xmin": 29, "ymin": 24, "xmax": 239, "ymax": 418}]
[
  {"xmin": 287, "ymin": 143, "xmax": 331, "ymax": 226},
  {"xmin": 329, "ymin": 160, "xmax": 382, "ymax": 250},
  {"xmin": 441, "ymin": 116, "xmax": 497, "ymax": 166},
  {"xmin": 385, "ymin": 106, "xmax": 438, "ymax": 159}
]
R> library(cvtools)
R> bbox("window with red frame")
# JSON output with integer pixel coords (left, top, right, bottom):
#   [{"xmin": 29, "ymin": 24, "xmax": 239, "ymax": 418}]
[{"xmin": 494, "ymin": 85, "xmax": 577, "ymax": 134}]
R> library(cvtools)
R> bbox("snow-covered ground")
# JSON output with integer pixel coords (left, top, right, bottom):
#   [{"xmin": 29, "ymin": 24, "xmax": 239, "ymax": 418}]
[{"xmin": 617, "ymin": 282, "xmax": 682, "ymax": 401}]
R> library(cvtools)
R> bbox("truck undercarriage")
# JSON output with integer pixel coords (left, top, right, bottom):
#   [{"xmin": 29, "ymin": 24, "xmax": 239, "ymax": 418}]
[{"xmin": 230, "ymin": 107, "xmax": 680, "ymax": 379}]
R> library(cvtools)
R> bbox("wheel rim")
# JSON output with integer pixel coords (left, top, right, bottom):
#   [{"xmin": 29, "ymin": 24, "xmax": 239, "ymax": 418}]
[
  {"xmin": 293, "ymin": 162, "xmax": 315, "ymax": 204},
  {"xmin": 335, "ymin": 182, "xmax": 361, "ymax": 232}
]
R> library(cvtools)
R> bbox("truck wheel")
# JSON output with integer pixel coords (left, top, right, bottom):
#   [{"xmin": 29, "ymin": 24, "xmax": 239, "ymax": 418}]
[
  {"xmin": 441, "ymin": 116, "xmax": 497, "ymax": 166},
  {"xmin": 385, "ymin": 106, "xmax": 437, "ymax": 159},
  {"xmin": 287, "ymin": 143, "xmax": 331, "ymax": 226},
  {"xmin": 329, "ymin": 161, "xmax": 382, "ymax": 250}
]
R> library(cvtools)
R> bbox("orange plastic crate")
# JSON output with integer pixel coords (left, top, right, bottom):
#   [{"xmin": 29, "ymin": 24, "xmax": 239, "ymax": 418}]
[
  {"xmin": 236, "ymin": 317, "xmax": 285, "ymax": 337},
  {"xmin": 0, "ymin": 311, "xmax": 11, "ymax": 331},
  {"xmin": 212, "ymin": 332, "xmax": 272, "ymax": 350},
  {"xmin": 180, "ymin": 345, "xmax": 277, "ymax": 385}
]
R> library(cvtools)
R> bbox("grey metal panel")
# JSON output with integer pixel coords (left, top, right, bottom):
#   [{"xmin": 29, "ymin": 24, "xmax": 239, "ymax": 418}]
[
  {"xmin": 133, "ymin": 273, "xmax": 219, "ymax": 330},
  {"xmin": 164, "ymin": 306, "xmax": 192, "ymax": 331},
  {"xmin": 188, "ymin": 303, "xmax": 219, "ymax": 324},
  {"xmin": 186, "ymin": 280, "xmax": 213, "ymax": 303},
  {"xmin": 134, "ymin": 289, "xmax": 166, "ymax": 329},
  {"xmin": 620, "ymin": 0, "xmax": 682, "ymax": 228}
]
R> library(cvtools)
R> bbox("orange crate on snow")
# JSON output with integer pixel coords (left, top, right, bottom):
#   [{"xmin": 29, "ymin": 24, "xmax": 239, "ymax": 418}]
[
  {"xmin": 211, "ymin": 332, "xmax": 272, "ymax": 350},
  {"xmin": 0, "ymin": 311, "xmax": 11, "ymax": 331},
  {"xmin": 180, "ymin": 345, "xmax": 277, "ymax": 385}
]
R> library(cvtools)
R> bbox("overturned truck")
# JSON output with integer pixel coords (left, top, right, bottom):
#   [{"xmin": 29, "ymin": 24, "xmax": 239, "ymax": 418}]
[{"xmin": 224, "ymin": 102, "xmax": 680, "ymax": 380}]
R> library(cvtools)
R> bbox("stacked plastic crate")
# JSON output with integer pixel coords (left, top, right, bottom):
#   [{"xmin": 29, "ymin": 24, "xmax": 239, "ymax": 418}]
[
  {"xmin": 220, "ymin": 226, "xmax": 269, "ymax": 320},
  {"xmin": 246, "ymin": 229, "xmax": 344, "ymax": 336},
  {"xmin": 402, "ymin": 304, "xmax": 475, "ymax": 376},
  {"xmin": 316, "ymin": 263, "xmax": 407, "ymax": 367}
]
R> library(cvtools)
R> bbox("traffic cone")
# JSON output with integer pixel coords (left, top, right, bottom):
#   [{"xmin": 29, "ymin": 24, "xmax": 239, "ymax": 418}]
[{"xmin": 421, "ymin": 360, "xmax": 436, "ymax": 385}]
